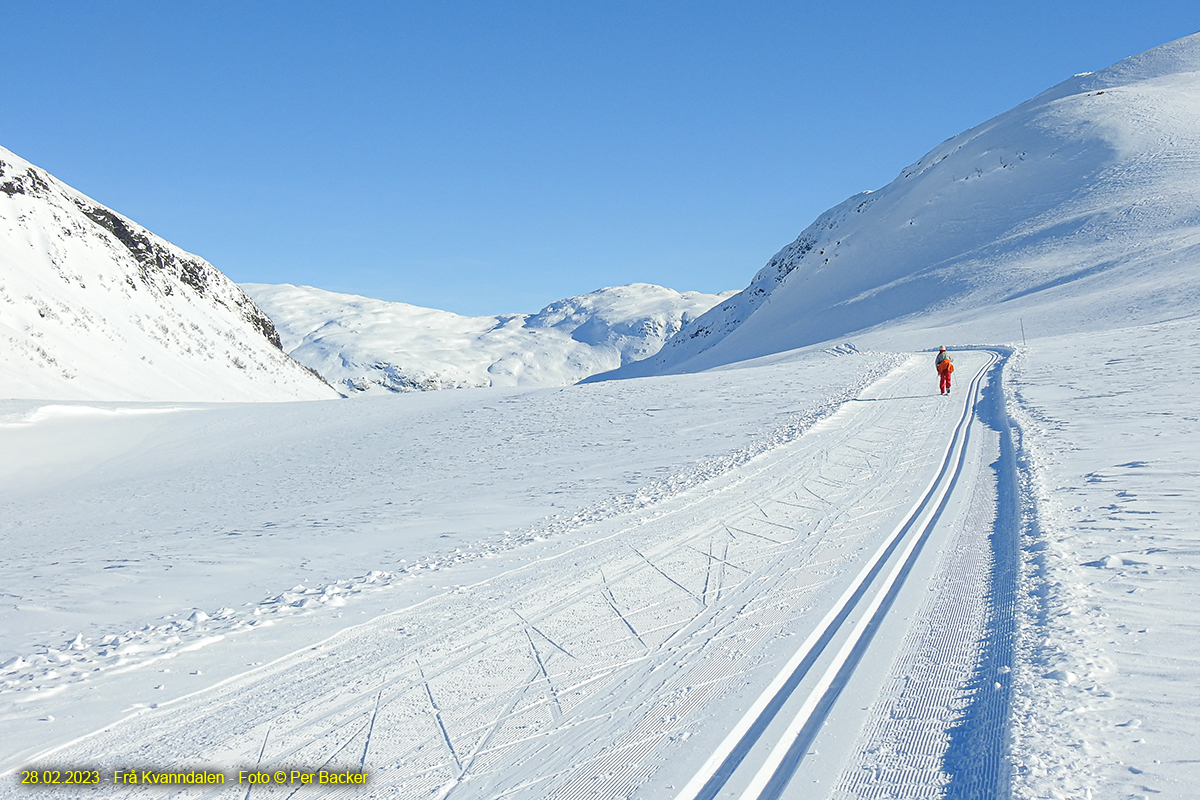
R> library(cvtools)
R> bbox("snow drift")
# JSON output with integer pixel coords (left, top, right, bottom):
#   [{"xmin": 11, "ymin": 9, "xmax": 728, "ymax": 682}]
[
  {"xmin": 599, "ymin": 32, "xmax": 1200, "ymax": 379},
  {"xmin": 0, "ymin": 146, "xmax": 337, "ymax": 401},
  {"xmin": 243, "ymin": 282, "xmax": 735, "ymax": 394}
]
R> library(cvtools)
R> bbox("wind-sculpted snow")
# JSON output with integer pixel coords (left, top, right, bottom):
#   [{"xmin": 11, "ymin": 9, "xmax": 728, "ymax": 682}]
[
  {"xmin": 605, "ymin": 31, "xmax": 1200, "ymax": 378},
  {"xmin": 0, "ymin": 146, "xmax": 336, "ymax": 401},
  {"xmin": 242, "ymin": 282, "xmax": 735, "ymax": 394}
]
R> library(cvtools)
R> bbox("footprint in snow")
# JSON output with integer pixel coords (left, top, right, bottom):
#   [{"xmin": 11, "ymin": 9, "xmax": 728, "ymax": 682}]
[
  {"xmin": 1043, "ymin": 669, "xmax": 1078, "ymax": 684},
  {"xmin": 1082, "ymin": 554, "xmax": 1129, "ymax": 569}
]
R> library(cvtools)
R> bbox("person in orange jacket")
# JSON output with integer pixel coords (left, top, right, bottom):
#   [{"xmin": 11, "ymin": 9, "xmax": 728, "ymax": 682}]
[{"xmin": 935, "ymin": 347, "xmax": 954, "ymax": 394}]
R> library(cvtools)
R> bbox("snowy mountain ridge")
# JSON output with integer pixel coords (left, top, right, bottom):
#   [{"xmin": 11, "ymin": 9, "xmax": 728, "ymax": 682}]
[
  {"xmin": 5, "ymin": 32, "xmax": 1200, "ymax": 799},
  {"xmin": 243, "ymin": 281, "xmax": 735, "ymax": 394},
  {"xmin": 601, "ymin": 32, "xmax": 1200, "ymax": 379},
  {"xmin": 0, "ymin": 146, "xmax": 337, "ymax": 401}
]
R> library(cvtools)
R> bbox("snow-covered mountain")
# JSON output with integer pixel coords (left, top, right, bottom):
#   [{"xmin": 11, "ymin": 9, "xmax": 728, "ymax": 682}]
[
  {"xmin": 600, "ymin": 33, "xmax": 1200, "ymax": 379},
  {"xmin": 242, "ymin": 282, "xmax": 735, "ymax": 394},
  {"xmin": 8, "ymin": 33, "xmax": 1200, "ymax": 800},
  {"xmin": 0, "ymin": 146, "xmax": 337, "ymax": 402}
]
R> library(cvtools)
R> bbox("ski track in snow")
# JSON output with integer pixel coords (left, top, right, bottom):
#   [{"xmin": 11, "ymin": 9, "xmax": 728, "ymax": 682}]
[
  {"xmin": 2, "ymin": 350, "xmax": 1018, "ymax": 799},
  {"xmin": 5, "ymin": 32, "xmax": 1200, "ymax": 800},
  {"xmin": 666, "ymin": 350, "xmax": 1008, "ymax": 800},
  {"xmin": 0, "ymin": 347, "xmax": 899, "ymax": 776}
]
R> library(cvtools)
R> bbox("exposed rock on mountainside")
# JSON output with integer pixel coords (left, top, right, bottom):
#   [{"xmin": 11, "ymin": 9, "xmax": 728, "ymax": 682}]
[{"xmin": 0, "ymin": 146, "xmax": 337, "ymax": 401}]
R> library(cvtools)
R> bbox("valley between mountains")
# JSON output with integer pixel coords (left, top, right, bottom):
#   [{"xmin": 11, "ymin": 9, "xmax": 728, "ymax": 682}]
[
  {"xmin": 4, "ymin": 350, "xmax": 1020, "ymax": 799},
  {"xmin": 5, "ymin": 29, "xmax": 1200, "ymax": 800}
]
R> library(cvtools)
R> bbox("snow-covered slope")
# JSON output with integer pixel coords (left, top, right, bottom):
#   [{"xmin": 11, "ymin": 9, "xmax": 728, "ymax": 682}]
[
  {"xmin": 0, "ymin": 146, "xmax": 337, "ymax": 401},
  {"xmin": 6, "ymin": 33, "xmax": 1200, "ymax": 800},
  {"xmin": 602, "ymin": 32, "xmax": 1200, "ymax": 379},
  {"xmin": 242, "ymin": 282, "xmax": 735, "ymax": 394}
]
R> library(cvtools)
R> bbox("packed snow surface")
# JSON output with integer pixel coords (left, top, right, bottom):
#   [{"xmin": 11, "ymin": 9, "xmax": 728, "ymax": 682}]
[
  {"xmin": 0, "ymin": 346, "xmax": 899, "ymax": 778},
  {"xmin": 2, "ymin": 29, "xmax": 1200, "ymax": 800},
  {"xmin": 0, "ymin": 146, "xmax": 335, "ymax": 402},
  {"xmin": 242, "ymin": 282, "xmax": 735, "ymax": 394}
]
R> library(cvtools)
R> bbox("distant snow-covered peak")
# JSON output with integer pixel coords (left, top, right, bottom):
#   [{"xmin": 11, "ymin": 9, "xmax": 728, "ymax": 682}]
[
  {"xmin": 242, "ymin": 282, "xmax": 735, "ymax": 394},
  {"xmin": 0, "ymin": 145, "xmax": 337, "ymax": 401},
  {"xmin": 597, "ymin": 31, "xmax": 1200, "ymax": 379}
]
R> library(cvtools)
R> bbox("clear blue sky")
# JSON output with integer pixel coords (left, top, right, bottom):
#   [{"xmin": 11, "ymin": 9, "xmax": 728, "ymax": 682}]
[{"xmin": 3, "ymin": 2, "xmax": 1196, "ymax": 315}]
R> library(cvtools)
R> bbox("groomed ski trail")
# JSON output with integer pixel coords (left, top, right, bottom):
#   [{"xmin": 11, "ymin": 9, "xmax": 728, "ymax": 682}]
[
  {"xmin": 674, "ymin": 349, "xmax": 1011, "ymax": 800},
  {"xmin": 7, "ymin": 350, "xmax": 1015, "ymax": 800}
]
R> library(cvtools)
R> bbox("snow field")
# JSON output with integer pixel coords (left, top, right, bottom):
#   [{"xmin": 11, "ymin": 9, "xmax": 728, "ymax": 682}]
[
  {"xmin": 2, "ymin": 350, "xmax": 1006, "ymax": 799},
  {"xmin": 5, "ymin": 31, "xmax": 1200, "ymax": 800},
  {"xmin": 0, "ymin": 347, "xmax": 898, "ymax": 778},
  {"xmin": 1006, "ymin": 319, "xmax": 1200, "ymax": 800}
]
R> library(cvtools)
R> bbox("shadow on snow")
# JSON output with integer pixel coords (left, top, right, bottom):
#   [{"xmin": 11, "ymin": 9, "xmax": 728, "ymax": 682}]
[{"xmin": 942, "ymin": 352, "xmax": 1019, "ymax": 800}]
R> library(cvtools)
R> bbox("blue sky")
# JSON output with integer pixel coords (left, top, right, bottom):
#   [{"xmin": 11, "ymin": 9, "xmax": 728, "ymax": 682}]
[{"xmin": 2, "ymin": 2, "xmax": 1197, "ymax": 315}]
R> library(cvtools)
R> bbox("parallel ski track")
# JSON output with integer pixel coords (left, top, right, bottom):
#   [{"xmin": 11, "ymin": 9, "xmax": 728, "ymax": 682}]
[
  {"xmin": 676, "ymin": 350, "xmax": 999, "ymax": 800},
  {"xmin": 10, "ymin": 353, "xmax": 997, "ymax": 800}
]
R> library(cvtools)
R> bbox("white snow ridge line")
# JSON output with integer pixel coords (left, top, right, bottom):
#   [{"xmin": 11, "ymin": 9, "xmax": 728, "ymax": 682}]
[{"xmin": 675, "ymin": 351, "xmax": 999, "ymax": 800}]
